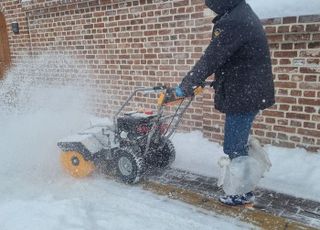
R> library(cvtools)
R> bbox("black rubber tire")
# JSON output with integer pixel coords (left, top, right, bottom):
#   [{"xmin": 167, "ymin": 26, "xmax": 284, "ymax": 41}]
[
  {"xmin": 115, "ymin": 147, "xmax": 145, "ymax": 184},
  {"xmin": 154, "ymin": 138, "xmax": 176, "ymax": 168}
]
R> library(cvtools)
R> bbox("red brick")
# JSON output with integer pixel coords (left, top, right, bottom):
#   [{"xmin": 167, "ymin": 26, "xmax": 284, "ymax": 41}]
[
  {"xmin": 274, "ymin": 82, "xmax": 297, "ymax": 88},
  {"xmin": 292, "ymin": 106, "xmax": 303, "ymax": 112},
  {"xmin": 298, "ymin": 128, "xmax": 320, "ymax": 137},
  {"xmin": 300, "ymin": 67, "xmax": 320, "ymax": 74},
  {"xmin": 279, "ymin": 59, "xmax": 291, "ymax": 65},
  {"xmin": 308, "ymin": 42, "xmax": 320, "ymax": 49},
  {"xmin": 305, "ymin": 106, "xmax": 316, "ymax": 113},
  {"xmin": 299, "ymin": 82, "xmax": 320, "ymax": 90},
  {"xmin": 281, "ymin": 43, "xmax": 293, "ymax": 50},
  {"xmin": 276, "ymin": 96, "xmax": 296, "ymax": 104},
  {"xmin": 265, "ymin": 26, "xmax": 277, "ymax": 33},
  {"xmin": 269, "ymin": 43, "xmax": 280, "ymax": 50},
  {"xmin": 274, "ymin": 125, "xmax": 296, "ymax": 133},
  {"xmin": 271, "ymin": 59, "xmax": 278, "ymax": 65},
  {"xmin": 312, "ymin": 33, "xmax": 320, "ymax": 40},
  {"xmin": 304, "ymin": 91, "xmax": 316, "ymax": 97},
  {"xmin": 262, "ymin": 110, "xmax": 284, "ymax": 118},
  {"xmin": 307, "ymin": 59, "xmax": 320, "ymax": 65},
  {"xmin": 291, "ymin": 74, "xmax": 303, "ymax": 82},
  {"xmin": 303, "ymin": 122, "xmax": 316, "ymax": 129},
  {"xmin": 286, "ymin": 113, "xmax": 310, "ymax": 120},
  {"xmin": 267, "ymin": 35, "xmax": 283, "ymax": 42},
  {"xmin": 274, "ymin": 67, "xmax": 299, "ymax": 73},
  {"xmin": 300, "ymin": 50, "xmax": 320, "ymax": 57},
  {"xmin": 299, "ymin": 15, "xmax": 320, "ymax": 23},
  {"xmin": 279, "ymin": 104, "xmax": 290, "ymax": 111},
  {"xmin": 174, "ymin": 14, "xmax": 189, "ymax": 21},
  {"xmin": 283, "ymin": 16, "xmax": 297, "ymax": 24},
  {"xmin": 294, "ymin": 43, "xmax": 307, "ymax": 49},
  {"xmin": 298, "ymin": 98, "xmax": 320, "ymax": 106},
  {"xmin": 290, "ymin": 136, "xmax": 301, "ymax": 142},
  {"xmin": 274, "ymin": 51, "xmax": 297, "ymax": 58},
  {"xmin": 158, "ymin": 16, "xmax": 173, "ymax": 22},
  {"xmin": 266, "ymin": 132, "xmax": 276, "ymax": 138},
  {"xmin": 253, "ymin": 123, "xmax": 271, "ymax": 130},
  {"xmin": 302, "ymin": 137, "xmax": 315, "ymax": 145},
  {"xmin": 261, "ymin": 17, "xmax": 282, "ymax": 25},
  {"xmin": 290, "ymin": 120, "xmax": 302, "ymax": 127},
  {"xmin": 312, "ymin": 115, "xmax": 320, "ymax": 122},
  {"xmin": 284, "ymin": 34, "xmax": 311, "ymax": 41},
  {"xmin": 277, "ymin": 26, "xmax": 290, "ymax": 33},
  {"xmin": 144, "ymin": 30, "xmax": 157, "ymax": 36},
  {"xmin": 277, "ymin": 74, "xmax": 290, "ymax": 80},
  {"xmin": 306, "ymin": 24, "xmax": 320, "ymax": 32},
  {"xmin": 254, "ymin": 130, "xmax": 265, "ymax": 137},
  {"xmin": 277, "ymin": 133, "xmax": 288, "ymax": 140},
  {"xmin": 291, "ymin": 25, "xmax": 305, "ymax": 32}
]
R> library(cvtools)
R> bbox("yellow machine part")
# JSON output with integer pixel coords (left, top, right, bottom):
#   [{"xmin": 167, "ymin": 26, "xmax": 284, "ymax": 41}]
[
  {"xmin": 60, "ymin": 151, "xmax": 95, "ymax": 178},
  {"xmin": 157, "ymin": 86, "xmax": 203, "ymax": 106},
  {"xmin": 193, "ymin": 86, "xmax": 203, "ymax": 95},
  {"xmin": 157, "ymin": 92, "xmax": 165, "ymax": 106}
]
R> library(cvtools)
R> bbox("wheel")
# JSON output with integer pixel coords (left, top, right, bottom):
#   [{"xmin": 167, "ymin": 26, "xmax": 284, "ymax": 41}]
[
  {"xmin": 154, "ymin": 138, "xmax": 176, "ymax": 168},
  {"xmin": 115, "ymin": 147, "xmax": 145, "ymax": 184},
  {"xmin": 60, "ymin": 151, "xmax": 95, "ymax": 178}
]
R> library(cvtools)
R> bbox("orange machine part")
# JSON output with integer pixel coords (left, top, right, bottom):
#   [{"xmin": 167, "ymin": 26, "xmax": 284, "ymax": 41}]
[{"xmin": 60, "ymin": 151, "xmax": 95, "ymax": 178}]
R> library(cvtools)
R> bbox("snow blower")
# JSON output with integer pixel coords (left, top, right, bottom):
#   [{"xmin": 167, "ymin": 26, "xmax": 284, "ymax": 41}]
[{"xmin": 58, "ymin": 85, "xmax": 202, "ymax": 184}]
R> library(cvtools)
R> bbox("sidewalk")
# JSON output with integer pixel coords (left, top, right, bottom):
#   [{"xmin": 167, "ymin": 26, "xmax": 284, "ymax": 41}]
[{"xmin": 143, "ymin": 168, "xmax": 320, "ymax": 229}]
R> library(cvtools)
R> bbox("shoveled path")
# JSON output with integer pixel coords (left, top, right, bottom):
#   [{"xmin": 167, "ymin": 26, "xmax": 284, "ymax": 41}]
[{"xmin": 142, "ymin": 168, "xmax": 320, "ymax": 230}]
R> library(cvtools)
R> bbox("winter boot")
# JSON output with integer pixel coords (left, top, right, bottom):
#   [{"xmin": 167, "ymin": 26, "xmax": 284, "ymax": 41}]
[{"xmin": 219, "ymin": 191, "xmax": 255, "ymax": 206}]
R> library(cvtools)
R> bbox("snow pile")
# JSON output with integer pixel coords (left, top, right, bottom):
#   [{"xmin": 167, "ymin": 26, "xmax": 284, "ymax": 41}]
[
  {"xmin": 172, "ymin": 131, "xmax": 320, "ymax": 202},
  {"xmin": 261, "ymin": 145, "xmax": 320, "ymax": 200},
  {"xmin": 0, "ymin": 54, "xmax": 94, "ymax": 182},
  {"xmin": 247, "ymin": 0, "xmax": 320, "ymax": 19}
]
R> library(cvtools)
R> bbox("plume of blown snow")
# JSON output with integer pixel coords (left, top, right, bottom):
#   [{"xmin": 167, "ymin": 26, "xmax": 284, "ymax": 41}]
[{"xmin": 0, "ymin": 54, "xmax": 97, "ymax": 187}]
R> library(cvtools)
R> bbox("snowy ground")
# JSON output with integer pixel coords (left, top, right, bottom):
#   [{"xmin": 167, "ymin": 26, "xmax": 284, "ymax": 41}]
[
  {"xmin": 0, "ymin": 110, "xmax": 254, "ymax": 230},
  {"xmin": 0, "ymin": 176, "xmax": 252, "ymax": 230}
]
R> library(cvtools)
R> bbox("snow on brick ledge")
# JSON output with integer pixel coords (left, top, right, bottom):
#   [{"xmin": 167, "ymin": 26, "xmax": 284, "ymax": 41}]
[{"xmin": 262, "ymin": 15, "xmax": 320, "ymax": 25}]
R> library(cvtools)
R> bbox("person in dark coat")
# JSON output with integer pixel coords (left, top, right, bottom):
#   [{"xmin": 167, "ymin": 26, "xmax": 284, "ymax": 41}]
[{"xmin": 175, "ymin": 0, "xmax": 275, "ymax": 206}]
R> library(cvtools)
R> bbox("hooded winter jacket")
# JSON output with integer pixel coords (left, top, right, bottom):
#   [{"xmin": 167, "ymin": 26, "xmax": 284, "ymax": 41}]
[{"xmin": 180, "ymin": 0, "xmax": 275, "ymax": 114}]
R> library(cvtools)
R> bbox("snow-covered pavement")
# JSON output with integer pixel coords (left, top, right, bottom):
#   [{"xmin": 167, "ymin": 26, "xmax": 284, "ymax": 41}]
[
  {"xmin": 0, "ymin": 175, "xmax": 253, "ymax": 230},
  {"xmin": 0, "ymin": 80, "xmax": 253, "ymax": 229}
]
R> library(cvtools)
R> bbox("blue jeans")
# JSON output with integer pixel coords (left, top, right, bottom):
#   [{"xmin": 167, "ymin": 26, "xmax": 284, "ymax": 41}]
[{"xmin": 223, "ymin": 112, "xmax": 258, "ymax": 160}]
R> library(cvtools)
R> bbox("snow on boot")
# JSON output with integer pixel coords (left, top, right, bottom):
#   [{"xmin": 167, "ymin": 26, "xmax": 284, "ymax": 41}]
[
  {"xmin": 248, "ymin": 137, "xmax": 272, "ymax": 173},
  {"xmin": 219, "ymin": 192, "xmax": 255, "ymax": 206},
  {"xmin": 222, "ymin": 155, "xmax": 264, "ymax": 195},
  {"xmin": 217, "ymin": 156, "xmax": 231, "ymax": 187},
  {"xmin": 220, "ymin": 138, "xmax": 272, "ymax": 195}
]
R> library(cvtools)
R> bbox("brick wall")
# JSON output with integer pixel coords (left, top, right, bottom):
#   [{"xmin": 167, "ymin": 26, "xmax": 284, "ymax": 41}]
[
  {"xmin": 0, "ymin": 0, "xmax": 319, "ymax": 152},
  {"xmin": 260, "ymin": 16, "xmax": 320, "ymax": 151}
]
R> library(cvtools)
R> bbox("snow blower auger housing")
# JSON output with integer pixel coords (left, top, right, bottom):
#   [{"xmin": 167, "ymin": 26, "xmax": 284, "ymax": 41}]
[{"xmin": 58, "ymin": 85, "xmax": 201, "ymax": 184}]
